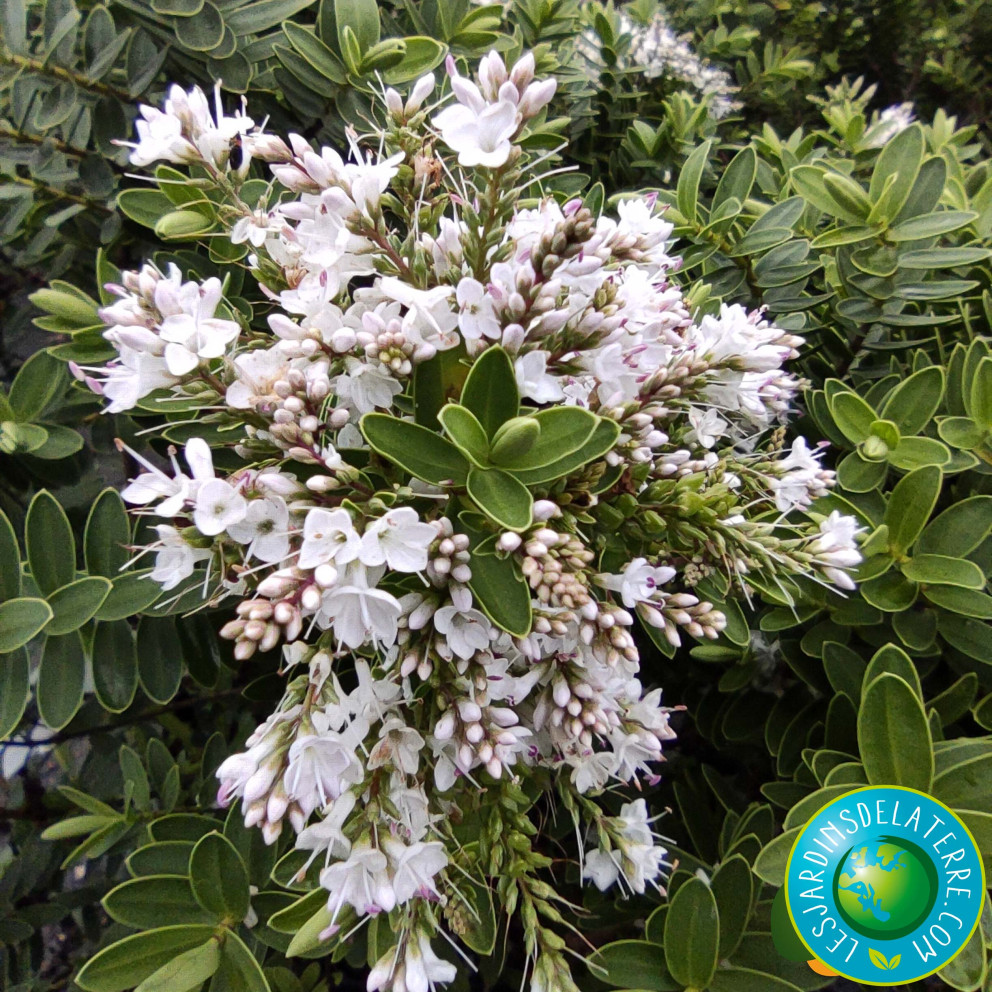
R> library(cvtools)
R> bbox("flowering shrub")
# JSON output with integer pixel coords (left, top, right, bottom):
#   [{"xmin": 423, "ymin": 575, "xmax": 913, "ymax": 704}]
[{"xmin": 30, "ymin": 48, "xmax": 870, "ymax": 991}]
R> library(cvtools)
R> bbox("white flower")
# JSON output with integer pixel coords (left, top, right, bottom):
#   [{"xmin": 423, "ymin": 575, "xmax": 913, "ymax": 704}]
[
  {"xmin": 319, "ymin": 571, "xmax": 402, "ymax": 649},
  {"xmin": 333, "ymin": 358, "xmax": 403, "ymax": 414},
  {"xmin": 150, "ymin": 524, "xmax": 211, "ymax": 590},
  {"xmin": 381, "ymin": 835, "xmax": 448, "ymax": 903},
  {"xmin": 296, "ymin": 791, "xmax": 357, "ymax": 872},
  {"xmin": 193, "ymin": 478, "xmax": 247, "ymax": 536},
  {"xmin": 157, "ymin": 277, "xmax": 240, "ymax": 375},
  {"xmin": 284, "ymin": 732, "xmax": 362, "ymax": 816},
  {"xmin": 432, "ymin": 605, "xmax": 493, "ymax": 661},
  {"xmin": 360, "ymin": 508, "xmax": 436, "ymax": 572},
  {"xmin": 597, "ymin": 558, "xmax": 676, "ymax": 608},
  {"xmin": 686, "ymin": 407, "xmax": 726, "ymax": 449},
  {"xmin": 226, "ymin": 496, "xmax": 290, "ymax": 563},
  {"xmin": 806, "ymin": 511, "xmax": 862, "ymax": 590},
  {"xmin": 230, "ymin": 209, "xmax": 272, "ymax": 247},
  {"xmin": 298, "ymin": 508, "xmax": 361, "ymax": 569},
  {"xmin": 368, "ymin": 717, "xmax": 425, "ymax": 776},
  {"xmin": 583, "ymin": 848, "xmax": 621, "ymax": 891},
  {"xmin": 433, "ymin": 97, "xmax": 518, "ymax": 168},
  {"xmin": 456, "ymin": 277, "xmax": 501, "ymax": 341},
  {"xmin": 368, "ymin": 934, "xmax": 456, "ymax": 992},
  {"xmin": 515, "ymin": 351, "xmax": 565, "ymax": 403},
  {"xmin": 321, "ymin": 840, "xmax": 395, "ymax": 921}
]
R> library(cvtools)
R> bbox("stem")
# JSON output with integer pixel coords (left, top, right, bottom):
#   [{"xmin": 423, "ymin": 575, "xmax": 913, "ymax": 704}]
[
  {"xmin": 5, "ymin": 173, "xmax": 113, "ymax": 213},
  {"xmin": 1, "ymin": 50, "xmax": 134, "ymax": 103},
  {"xmin": 5, "ymin": 687, "xmax": 244, "ymax": 747}
]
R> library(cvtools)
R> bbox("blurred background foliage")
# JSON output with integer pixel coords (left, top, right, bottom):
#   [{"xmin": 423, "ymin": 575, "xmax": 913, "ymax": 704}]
[{"xmin": 3, "ymin": 0, "xmax": 992, "ymax": 990}]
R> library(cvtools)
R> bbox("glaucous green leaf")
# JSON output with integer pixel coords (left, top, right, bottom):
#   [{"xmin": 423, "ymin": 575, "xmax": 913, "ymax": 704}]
[
  {"xmin": 104, "ymin": 876, "xmax": 219, "ymax": 929},
  {"xmin": 361, "ymin": 414, "xmax": 469, "ymax": 486},
  {"xmin": 189, "ymin": 832, "xmax": 250, "ymax": 923},
  {"xmin": 38, "ymin": 632, "xmax": 86, "ymax": 730},
  {"xmin": 137, "ymin": 617, "xmax": 184, "ymax": 704},
  {"xmin": 438, "ymin": 404, "xmax": 490, "ymax": 464},
  {"xmin": 664, "ymin": 876, "xmax": 719, "ymax": 989},
  {"xmin": 459, "ymin": 346, "xmax": 519, "ymax": 438},
  {"xmin": 25, "ymin": 490, "xmax": 75, "ymax": 596},
  {"xmin": 858, "ymin": 673, "xmax": 933, "ymax": 791},
  {"xmin": 46, "ymin": 576, "xmax": 112, "ymax": 634},
  {"xmin": 466, "ymin": 466, "xmax": 533, "ymax": 531},
  {"xmin": 0, "ymin": 597, "xmax": 51, "ymax": 652},
  {"xmin": 884, "ymin": 465, "xmax": 941, "ymax": 554},
  {"xmin": 0, "ymin": 647, "xmax": 30, "ymax": 739}
]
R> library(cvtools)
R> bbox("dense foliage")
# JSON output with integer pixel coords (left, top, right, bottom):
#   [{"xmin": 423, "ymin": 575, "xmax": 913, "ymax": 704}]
[{"xmin": 2, "ymin": 1, "xmax": 992, "ymax": 992}]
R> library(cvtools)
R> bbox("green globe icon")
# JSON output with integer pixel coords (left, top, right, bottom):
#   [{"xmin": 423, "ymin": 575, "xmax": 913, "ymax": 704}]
[{"xmin": 833, "ymin": 836, "xmax": 939, "ymax": 940}]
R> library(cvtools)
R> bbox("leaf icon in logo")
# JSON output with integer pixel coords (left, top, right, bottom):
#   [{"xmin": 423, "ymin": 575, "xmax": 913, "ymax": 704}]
[
  {"xmin": 888, "ymin": 954, "xmax": 901, "ymax": 970},
  {"xmin": 868, "ymin": 948, "xmax": 890, "ymax": 970}
]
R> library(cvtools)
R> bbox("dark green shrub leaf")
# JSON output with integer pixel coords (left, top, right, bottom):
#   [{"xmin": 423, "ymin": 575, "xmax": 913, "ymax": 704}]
[
  {"xmin": 459, "ymin": 346, "xmax": 519, "ymax": 437},
  {"xmin": 26, "ymin": 490, "xmax": 75, "ymax": 596},
  {"xmin": 38, "ymin": 632, "xmax": 86, "ymax": 729},
  {"xmin": 190, "ymin": 832, "xmax": 250, "ymax": 923},
  {"xmin": 664, "ymin": 877, "xmax": 719, "ymax": 989},
  {"xmin": 361, "ymin": 413, "xmax": 469, "ymax": 486},
  {"xmin": 858, "ymin": 673, "xmax": 933, "ymax": 790}
]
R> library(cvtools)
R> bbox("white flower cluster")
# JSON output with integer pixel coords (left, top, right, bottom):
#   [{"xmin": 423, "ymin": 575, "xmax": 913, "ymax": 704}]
[
  {"xmin": 89, "ymin": 52, "xmax": 861, "ymax": 992},
  {"xmin": 578, "ymin": 7, "xmax": 741, "ymax": 119}
]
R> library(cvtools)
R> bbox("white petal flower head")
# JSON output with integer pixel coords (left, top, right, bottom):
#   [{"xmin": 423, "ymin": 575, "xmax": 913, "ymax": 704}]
[
  {"xmin": 284, "ymin": 732, "xmax": 362, "ymax": 816},
  {"xmin": 150, "ymin": 524, "xmax": 211, "ymax": 590},
  {"xmin": 598, "ymin": 558, "xmax": 676, "ymax": 608},
  {"xmin": 455, "ymin": 277, "xmax": 501, "ymax": 341},
  {"xmin": 686, "ymin": 407, "xmax": 727, "ymax": 449},
  {"xmin": 320, "ymin": 578, "xmax": 402, "ymax": 650},
  {"xmin": 515, "ymin": 350, "xmax": 565, "ymax": 403},
  {"xmin": 368, "ymin": 717, "xmax": 425, "ymax": 776},
  {"xmin": 298, "ymin": 507, "xmax": 361, "ymax": 569},
  {"xmin": 321, "ymin": 840, "xmax": 395, "ymax": 921},
  {"xmin": 433, "ymin": 98, "xmax": 518, "ymax": 168},
  {"xmin": 402, "ymin": 934, "xmax": 457, "ymax": 992},
  {"xmin": 381, "ymin": 835, "xmax": 448, "ymax": 904},
  {"xmin": 582, "ymin": 848, "xmax": 621, "ymax": 891},
  {"xmin": 432, "ymin": 605, "xmax": 494, "ymax": 661},
  {"xmin": 193, "ymin": 478, "xmax": 247, "ymax": 536},
  {"xmin": 226, "ymin": 496, "xmax": 291, "ymax": 563},
  {"xmin": 360, "ymin": 508, "xmax": 436, "ymax": 572}
]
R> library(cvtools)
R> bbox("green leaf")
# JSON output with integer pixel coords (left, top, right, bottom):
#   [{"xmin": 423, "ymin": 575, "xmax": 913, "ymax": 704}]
[
  {"xmin": 902, "ymin": 555, "xmax": 984, "ymax": 588},
  {"xmin": 25, "ymin": 490, "xmax": 75, "ymax": 596},
  {"xmin": 864, "ymin": 643, "xmax": 923, "ymax": 701},
  {"xmin": 456, "ymin": 881, "xmax": 497, "ymax": 956},
  {"xmin": 713, "ymin": 146, "xmax": 757, "ymax": 211},
  {"xmin": 0, "ymin": 647, "xmax": 30, "ymax": 739},
  {"xmin": 189, "ymin": 832, "xmax": 250, "ymax": 924},
  {"xmin": 939, "ymin": 614, "xmax": 992, "ymax": 663},
  {"xmin": 117, "ymin": 189, "xmax": 176, "ymax": 229},
  {"xmin": 970, "ymin": 357, "xmax": 992, "ymax": 429},
  {"xmin": 932, "ymin": 753, "xmax": 992, "ymax": 811},
  {"xmin": 499, "ymin": 407, "xmax": 598, "ymax": 470},
  {"xmin": 937, "ymin": 416, "xmax": 987, "ymax": 450},
  {"xmin": 38, "ymin": 632, "xmax": 86, "ymax": 730},
  {"xmin": 97, "ymin": 571, "xmax": 164, "ymax": 621},
  {"xmin": 510, "ymin": 419, "xmax": 621, "ymax": 486},
  {"xmin": 709, "ymin": 967, "xmax": 805, "ymax": 992},
  {"xmin": 0, "ymin": 510, "xmax": 20, "ymax": 602},
  {"xmin": 753, "ymin": 827, "xmax": 801, "ymax": 886},
  {"xmin": 858, "ymin": 673, "xmax": 933, "ymax": 790},
  {"xmin": 677, "ymin": 139, "xmax": 713, "ymax": 223},
  {"xmin": 334, "ymin": 0, "xmax": 379, "ymax": 53},
  {"xmin": 412, "ymin": 343, "xmax": 468, "ymax": 429},
  {"xmin": 826, "ymin": 386, "xmax": 876, "ymax": 444},
  {"xmin": 46, "ymin": 576, "xmax": 112, "ymax": 634},
  {"xmin": 135, "ymin": 937, "xmax": 221, "ymax": 992},
  {"xmin": 869, "ymin": 123, "xmax": 924, "ymax": 218},
  {"xmin": 92, "ymin": 620, "xmax": 139, "ymax": 712},
  {"xmin": 887, "ymin": 210, "xmax": 977, "ymax": 241},
  {"xmin": 711, "ymin": 854, "xmax": 753, "ymax": 959},
  {"xmin": 924, "ymin": 586, "xmax": 992, "ymax": 619},
  {"xmin": 361, "ymin": 414, "xmax": 469, "ymax": 486},
  {"xmin": 127, "ymin": 842, "xmax": 195, "ymax": 877},
  {"xmin": 438, "ymin": 404, "xmax": 490, "ymax": 464},
  {"xmin": 887, "ymin": 436, "xmax": 950, "ymax": 471},
  {"xmin": 937, "ymin": 916, "xmax": 986, "ymax": 990},
  {"xmin": 589, "ymin": 940, "xmax": 675, "ymax": 991},
  {"xmin": 75, "ymin": 925, "xmax": 219, "ymax": 992},
  {"xmin": 884, "ymin": 465, "xmax": 941, "ymax": 554},
  {"xmin": 461, "ymin": 517, "xmax": 532, "ymax": 637},
  {"xmin": 137, "ymin": 617, "xmax": 184, "ymax": 704},
  {"xmin": 879, "ymin": 366, "xmax": 944, "ymax": 436},
  {"xmin": 281, "ymin": 21, "xmax": 347, "ymax": 83},
  {"xmin": 285, "ymin": 904, "xmax": 335, "ymax": 957},
  {"xmin": 918, "ymin": 496, "xmax": 992, "ymax": 556},
  {"xmin": 459, "ymin": 347, "xmax": 519, "ymax": 438},
  {"xmin": 822, "ymin": 171, "xmax": 871, "ymax": 221},
  {"xmin": 466, "ymin": 467, "xmax": 533, "ymax": 531},
  {"xmin": 0, "ymin": 597, "xmax": 53, "ymax": 651},
  {"xmin": 9, "ymin": 350, "xmax": 66, "ymax": 421},
  {"xmin": 489, "ymin": 417, "xmax": 540, "ymax": 465},
  {"xmin": 216, "ymin": 930, "xmax": 271, "ymax": 992},
  {"xmin": 791, "ymin": 165, "xmax": 867, "ymax": 224},
  {"xmin": 663, "ymin": 877, "xmax": 719, "ymax": 989},
  {"xmin": 104, "ymin": 876, "xmax": 220, "ymax": 929},
  {"xmin": 381, "ymin": 37, "xmax": 446, "ymax": 84}
]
